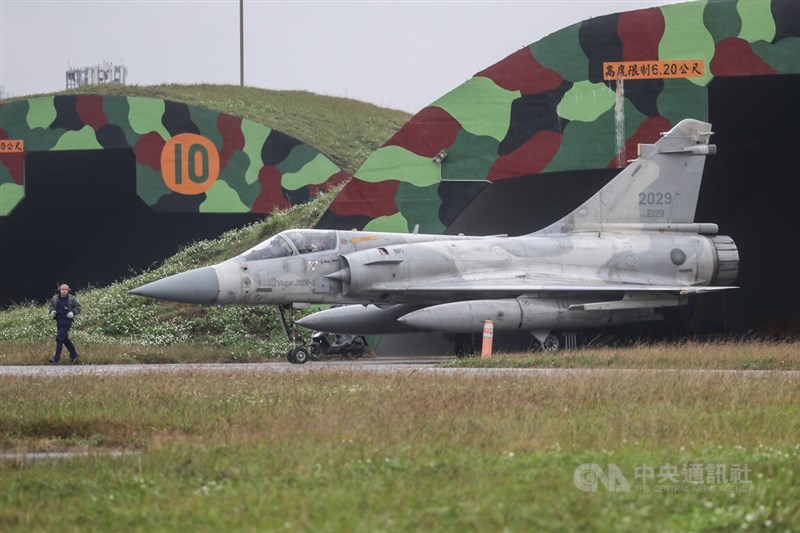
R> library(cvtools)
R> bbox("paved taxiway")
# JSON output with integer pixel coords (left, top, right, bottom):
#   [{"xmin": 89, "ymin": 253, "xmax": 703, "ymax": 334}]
[{"xmin": 0, "ymin": 357, "xmax": 798, "ymax": 378}]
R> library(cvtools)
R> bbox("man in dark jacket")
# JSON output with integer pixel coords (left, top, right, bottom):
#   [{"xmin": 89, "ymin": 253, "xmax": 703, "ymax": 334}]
[{"xmin": 48, "ymin": 284, "xmax": 82, "ymax": 364}]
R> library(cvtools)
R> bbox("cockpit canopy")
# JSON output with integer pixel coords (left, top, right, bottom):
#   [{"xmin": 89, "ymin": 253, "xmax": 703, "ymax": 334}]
[
  {"xmin": 284, "ymin": 230, "xmax": 338, "ymax": 254},
  {"xmin": 241, "ymin": 230, "xmax": 338, "ymax": 261}
]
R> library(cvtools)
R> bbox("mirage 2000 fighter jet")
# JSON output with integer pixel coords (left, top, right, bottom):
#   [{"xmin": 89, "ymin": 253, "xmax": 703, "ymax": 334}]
[{"xmin": 131, "ymin": 119, "xmax": 739, "ymax": 362}]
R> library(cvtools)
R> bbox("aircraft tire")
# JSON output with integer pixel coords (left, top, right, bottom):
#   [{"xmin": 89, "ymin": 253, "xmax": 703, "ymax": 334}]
[
  {"xmin": 293, "ymin": 347, "xmax": 310, "ymax": 364},
  {"xmin": 541, "ymin": 334, "xmax": 561, "ymax": 353},
  {"xmin": 286, "ymin": 348, "xmax": 297, "ymax": 364}
]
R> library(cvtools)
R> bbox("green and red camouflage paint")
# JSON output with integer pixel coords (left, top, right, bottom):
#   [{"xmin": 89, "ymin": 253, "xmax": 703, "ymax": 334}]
[
  {"xmin": 0, "ymin": 95, "xmax": 349, "ymax": 217},
  {"xmin": 321, "ymin": 0, "xmax": 800, "ymax": 234},
  {"xmin": 2, "ymin": 1, "xmax": 797, "ymax": 229}
]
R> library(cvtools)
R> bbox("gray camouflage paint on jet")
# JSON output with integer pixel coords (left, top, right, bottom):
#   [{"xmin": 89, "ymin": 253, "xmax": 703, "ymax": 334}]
[{"xmin": 131, "ymin": 119, "xmax": 739, "ymax": 353}]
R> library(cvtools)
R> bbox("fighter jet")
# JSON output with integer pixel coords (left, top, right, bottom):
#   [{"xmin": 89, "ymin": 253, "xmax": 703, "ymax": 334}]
[{"xmin": 131, "ymin": 119, "xmax": 738, "ymax": 359}]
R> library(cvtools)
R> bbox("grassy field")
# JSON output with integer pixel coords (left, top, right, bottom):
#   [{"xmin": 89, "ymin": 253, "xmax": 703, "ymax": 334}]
[
  {"xmin": 443, "ymin": 341, "xmax": 800, "ymax": 371},
  {"xmin": 8, "ymin": 84, "xmax": 411, "ymax": 175},
  {"xmin": 1, "ymin": 369, "xmax": 798, "ymax": 530}
]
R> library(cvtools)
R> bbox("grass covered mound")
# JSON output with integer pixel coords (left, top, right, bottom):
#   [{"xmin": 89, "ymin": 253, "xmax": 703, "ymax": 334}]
[
  {"xmin": 0, "ymin": 189, "xmax": 337, "ymax": 364},
  {"xmin": 10, "ymin": 84, "xmax": 411, "ymax": 175}
]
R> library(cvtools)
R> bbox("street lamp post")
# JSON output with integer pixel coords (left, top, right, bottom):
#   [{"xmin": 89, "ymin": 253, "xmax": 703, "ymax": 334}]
[{"xmin": 240, "ymin": 0, "xmax": 244, "ymax": 87}]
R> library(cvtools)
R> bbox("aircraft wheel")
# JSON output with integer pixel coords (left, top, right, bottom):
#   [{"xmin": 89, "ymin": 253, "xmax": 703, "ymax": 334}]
[
  {"xmin": 541, "ymin": 334, "xmax": 561, "ymax": 353},
  {"xmin": 293, "ymin": 347, "xmax": 310, "ymax": 364},
  {"xmin": 286, "ymin": 348, "xmax": 297, "ymax": 364}
]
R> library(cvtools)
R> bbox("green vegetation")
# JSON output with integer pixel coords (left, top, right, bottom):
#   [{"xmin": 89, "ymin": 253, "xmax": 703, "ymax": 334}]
[
  {"xmin": 1, "ymin": 370, "xmax": 798, "ymax": 530},
  {"xmin": 443, "ymin": 341, "xmax": 800, "ymax": 371},
  {"xmin": 9, "ymin": 84, "xmax": 411, "ymax": 174},
  {"xmin": 0, "ymin": 189, "xmax": 339, "ymax": 363}
]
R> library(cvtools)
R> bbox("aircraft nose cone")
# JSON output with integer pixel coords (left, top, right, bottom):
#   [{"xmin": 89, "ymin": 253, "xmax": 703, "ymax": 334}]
[{"xmin": 129, "ymin": 266, "xmax": 220, "ymax": 304}]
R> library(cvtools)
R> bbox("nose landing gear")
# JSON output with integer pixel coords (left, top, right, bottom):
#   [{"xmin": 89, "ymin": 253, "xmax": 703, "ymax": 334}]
[{"xmin": 277, "ymin": 304, "xmax": 312, "ymax": 364}]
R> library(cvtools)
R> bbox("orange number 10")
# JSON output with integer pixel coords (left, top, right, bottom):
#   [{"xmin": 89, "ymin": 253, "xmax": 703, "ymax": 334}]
[{"xmin": 161, "ymin": 133, "xmax": 220, "ymax": 195}]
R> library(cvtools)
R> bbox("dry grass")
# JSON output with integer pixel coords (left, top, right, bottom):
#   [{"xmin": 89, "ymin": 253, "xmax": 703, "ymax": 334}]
[
  {"xmin": 0, "ymin": 341, "xmax": 279, "ymax": 366},
  {"xmin": 452, "ymin": 340, "xmax": 800, "ymax": 370}
]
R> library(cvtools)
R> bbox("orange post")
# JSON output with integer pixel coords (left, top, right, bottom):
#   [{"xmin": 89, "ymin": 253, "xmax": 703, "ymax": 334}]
[{"xmin": 481, "ymin": 320, "xmax": 494, "ymax": 359}]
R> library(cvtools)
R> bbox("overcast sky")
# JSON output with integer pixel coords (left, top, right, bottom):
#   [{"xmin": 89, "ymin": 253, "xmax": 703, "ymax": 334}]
[{"xmin": 1, "ymin": 0, "xmax": 685, "ymax": 113}]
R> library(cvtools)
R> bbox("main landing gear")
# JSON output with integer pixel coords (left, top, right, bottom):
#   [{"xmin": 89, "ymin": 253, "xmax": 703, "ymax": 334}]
[
  {"xmin": 530, "ymin": 331, "xmax": 579, "ymax": 352},
  {"xmin": 541, "ymin": 334, "xmax": 561, "ymax": 352},
  {"xmin": 450, "ymin": 331, "xmax": 573, "ymax": 356}
]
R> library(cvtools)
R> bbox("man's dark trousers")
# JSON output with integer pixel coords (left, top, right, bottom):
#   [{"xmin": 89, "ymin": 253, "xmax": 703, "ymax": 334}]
[{"xmin": 53, "ymin": 324, "xmax": 77, "ymax": 362}]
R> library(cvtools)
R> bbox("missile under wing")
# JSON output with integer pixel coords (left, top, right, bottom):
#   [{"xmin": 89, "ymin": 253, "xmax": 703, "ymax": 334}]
[{"xmin": 131, "ymin": 119, "xmax": 739, "ymax": 351}]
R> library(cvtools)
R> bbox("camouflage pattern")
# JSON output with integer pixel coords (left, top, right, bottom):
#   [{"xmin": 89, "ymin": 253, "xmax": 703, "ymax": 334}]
[
  {"xmin": 0, "ymin": 95, "xmax": 349, "ymax": 217},
  {"xmin": 321, "ymin": 0, "xmax": 800, "ymax": 233}
]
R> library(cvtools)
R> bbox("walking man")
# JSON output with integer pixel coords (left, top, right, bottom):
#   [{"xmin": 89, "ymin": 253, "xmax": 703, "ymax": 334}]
[{"xmin": 48, "ymin": 284, "xmax": 81, "ymax": 364}]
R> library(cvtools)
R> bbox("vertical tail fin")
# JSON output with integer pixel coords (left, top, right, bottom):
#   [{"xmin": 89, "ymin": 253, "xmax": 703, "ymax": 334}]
[{"xmin": 536, "ymin": 119, "xmax": 715, "ymax": 234}]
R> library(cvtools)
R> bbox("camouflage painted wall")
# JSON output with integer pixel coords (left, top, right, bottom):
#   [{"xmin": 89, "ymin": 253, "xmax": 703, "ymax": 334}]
[
  {"xmin": 322, "ymin": 0, "xmax": 800, "ymax": 234},
  {"xmin": 0, "ymin": 95, "xmax": 349, "ymax": 217}
]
